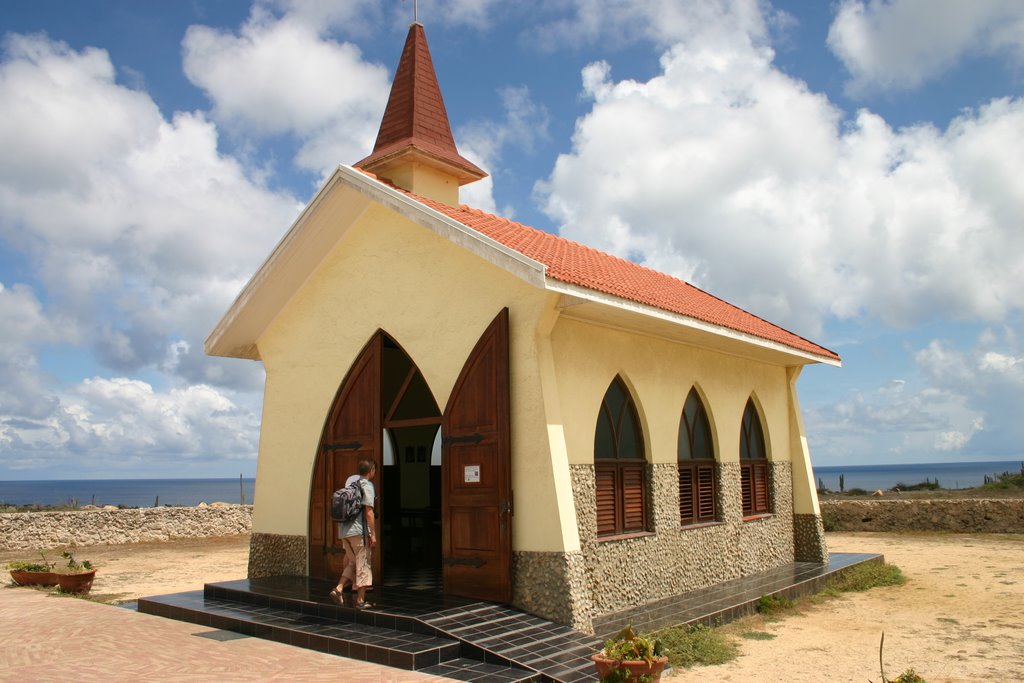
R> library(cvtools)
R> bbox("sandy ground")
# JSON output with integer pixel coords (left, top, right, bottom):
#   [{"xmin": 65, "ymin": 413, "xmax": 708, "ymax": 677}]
[
  {"xmin": 0, "ymin": 535, "xmax": 251, "ymax": 603},
  {"xmin": 672, "ymin": 532, "xmax": 1024, "ymax": 683},
  {"xmin": 4, "ymin": 532, "xmax": 1022, "ymax": 682}
]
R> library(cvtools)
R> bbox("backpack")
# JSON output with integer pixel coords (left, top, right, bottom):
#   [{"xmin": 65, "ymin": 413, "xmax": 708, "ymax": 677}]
[{"xmin": 331, "ymin": 479, "xmax": 364, "ymax": 523}]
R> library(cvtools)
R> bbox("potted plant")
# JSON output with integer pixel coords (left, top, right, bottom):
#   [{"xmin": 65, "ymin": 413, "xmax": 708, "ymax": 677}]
[
  {"xmin": 592, "ymin": 625, "xmax": 670, "ymax": 682},
  {"xmin": 7, "ymin": 551, "xmax": 58, "ymax": 587},
  {"xmin": 55, "ymin": 551, "xmax": 96, "ymax": 594}
]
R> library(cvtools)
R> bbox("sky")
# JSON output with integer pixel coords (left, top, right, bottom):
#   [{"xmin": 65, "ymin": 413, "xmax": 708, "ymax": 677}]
[{"xmin": 1, "ymin": 0, "xmax": 1022, "ymax": 480}]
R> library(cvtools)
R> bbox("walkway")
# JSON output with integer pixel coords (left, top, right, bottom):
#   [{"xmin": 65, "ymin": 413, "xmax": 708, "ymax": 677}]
[{"xmin": 0, "ymin": 586, "xmax": 457, "ymax": 682}]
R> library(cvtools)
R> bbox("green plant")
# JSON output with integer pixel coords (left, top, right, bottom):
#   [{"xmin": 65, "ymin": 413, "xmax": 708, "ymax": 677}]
[
  {"xmin": 821, "ymin": 509, "xmax": 839, "ymax": 532},
  {"xmin": 892, "ymin": 479, "xmax": 942, "ymax": 491},
  {"xmin": 981, "ymin": 468, "xmax": 1024, "ymax": 490},
  {"xmin": 823, "ymin": 561, "xmax": 905, "ymax": 596},
  {"xmin": 599, "ymin": 626, "xmax": 665, "ymax": 664},
  {"xmin": 652, "ymin": 624, "xmax": 737, "ymax": 668},
  {"xmin": 6, "ymin": 550, "xmax": 55, "ymax": 572},
  {"xmin": 7, "ymin": 561, "xmax": 50, "ymax": 572},
  {"xmin": 755, "ymin": 594, "xmax": 794, "ymax": 618},
  {"xmin": 59, "ymin": 550, "xmax": 94, "ymax": 573},
  {"xmin": 845, "ymin": 487, "xmax": 870, "ymax": 495},
  {"xmin": 741, "ymin": 630, "xmax": 776, "ymax": 640},
  {"xmin": 595, "ymin": 626, "xmax": 667, "ymax": 682}
]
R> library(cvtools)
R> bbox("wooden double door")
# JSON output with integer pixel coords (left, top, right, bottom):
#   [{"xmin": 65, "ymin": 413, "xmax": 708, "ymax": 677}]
[{"xmin": 308, "ymin": 309, "xmax": 512, "ymax": 603}]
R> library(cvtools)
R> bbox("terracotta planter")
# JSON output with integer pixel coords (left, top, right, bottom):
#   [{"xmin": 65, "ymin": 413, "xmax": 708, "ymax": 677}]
[
  {"xmin": 57, "ymin": 570, "xmax": 96, "ymax": 594},
  {"xmin": 9, "ymin": 570, "xmax": 59, "ymax": 587},
  {"xmin": 592, "ymin": 654, "xmax": 669, "ymax": 682}
]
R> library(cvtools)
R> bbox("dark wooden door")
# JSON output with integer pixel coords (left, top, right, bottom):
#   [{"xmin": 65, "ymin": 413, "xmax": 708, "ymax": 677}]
[
  {"xmin": 309, "ymin": 335, "xmax": 382, "ymax": 579},
  {"xmin": 442, "ymin": 308, "xmax": 512, "ymax": 602}
]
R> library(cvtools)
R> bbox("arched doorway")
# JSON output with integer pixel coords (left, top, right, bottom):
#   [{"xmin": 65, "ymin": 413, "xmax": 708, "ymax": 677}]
[
  {"xmin": 308, "ymin": 331, "xmax": 442, "ymax": 587},
  {"xmin": 308, "ymin": 310, "xmax": 512, "ymax": 601}
]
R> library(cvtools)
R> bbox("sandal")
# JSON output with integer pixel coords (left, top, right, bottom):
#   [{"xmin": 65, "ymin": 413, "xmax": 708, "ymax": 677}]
[
  {"xmin": 355, "ymin": 600, "xmax": 374, "ymax": 609},
  {"xmin": 328, "ymin": 589, "xmax": 343, "ymax": 603}
]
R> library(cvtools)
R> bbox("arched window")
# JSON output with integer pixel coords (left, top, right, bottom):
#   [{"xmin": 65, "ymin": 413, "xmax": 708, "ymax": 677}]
[
  {"xmin": 678, "ymin": 388, "xmax": 716, "ymax": 524},
  {"xmin": 740, "ymin": 398, "xmax": 770, "ymax": 516},
  {"xmin": 594, "ymin": 376, "xmax": 647, "ymax": 537}
]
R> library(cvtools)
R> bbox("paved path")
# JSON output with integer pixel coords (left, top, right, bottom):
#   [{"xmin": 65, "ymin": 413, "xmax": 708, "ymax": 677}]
[{"xmin": 0, "ymin": 586, "xmax": 458, "ymax": 682}]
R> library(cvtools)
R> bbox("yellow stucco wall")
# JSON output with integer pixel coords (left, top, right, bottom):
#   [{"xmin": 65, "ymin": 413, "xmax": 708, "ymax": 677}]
[
  {"xmin": 549, "ymin": 316, "xmax": 795, "ymax": 468},
  {"xmin": 250, "ymin": 202, "xmax": 572, "ymax": 552}
]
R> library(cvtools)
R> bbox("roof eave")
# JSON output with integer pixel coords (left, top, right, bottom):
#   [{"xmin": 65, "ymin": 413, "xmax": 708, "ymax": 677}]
[{"xmin": 545, "ymin": 280, "xmax": 842, "ymax": 367}]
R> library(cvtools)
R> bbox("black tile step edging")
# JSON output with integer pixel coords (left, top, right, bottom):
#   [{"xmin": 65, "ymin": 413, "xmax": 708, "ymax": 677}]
[
  {"xmin": 200, "ymin": 577, "xmax": 601, "ymax": 682},
  {"xmin": 138, "ymin": 590, "xmax": 541, "ymax": 682},
  {"xmin": 592, "ymin": 552, "xmax": 884, "ymax": 640}
]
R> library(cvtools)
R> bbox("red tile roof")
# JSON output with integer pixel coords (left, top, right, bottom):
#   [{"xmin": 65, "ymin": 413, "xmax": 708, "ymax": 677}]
[
  {"xmin": 355, "ymin": 23, "xmax": 485, "ymax": 185},
  {"xmin": 364, "ymin": 172, "xmax": 838, "ymax": 361}
]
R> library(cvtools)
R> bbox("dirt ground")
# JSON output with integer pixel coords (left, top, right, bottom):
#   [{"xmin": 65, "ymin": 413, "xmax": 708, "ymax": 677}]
[
  {"xmin": 0, "ymin": 535, "xmax": 251, "ymax": 603},
  {"xmin": 672, "ymin": 532, "xmax": 1024, "ymax": 682},
  {"xmin": 4, "ymin": 532, "xmax": 1022, "ymax": 682}
]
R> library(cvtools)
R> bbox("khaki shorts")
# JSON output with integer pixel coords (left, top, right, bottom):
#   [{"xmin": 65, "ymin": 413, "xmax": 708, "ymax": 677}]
[{"xmin": 341, "ymin": 536, "xmax": 372, "ymax": 588}]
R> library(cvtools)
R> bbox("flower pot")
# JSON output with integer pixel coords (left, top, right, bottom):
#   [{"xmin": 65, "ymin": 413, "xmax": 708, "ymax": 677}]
[
  {"xmin": 592, "ymin": 654, "xmax": 669, "ymax": 682},
  {"xmin": 57, "ymin": 570, "xmax": 96, "ymax": 594},
  {"xmin": 9, "ymin": 569, "xmax": 59, "ymax": 587}
]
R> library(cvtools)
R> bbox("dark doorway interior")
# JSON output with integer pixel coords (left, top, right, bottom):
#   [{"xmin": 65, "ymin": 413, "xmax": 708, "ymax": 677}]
[
  {"xmin": 381, "ymin": 426, "xmax": 442, "ymax": 588},
  {"xmin": 380, "ymin": 337, "xmax": 442, "ymax": 589}
]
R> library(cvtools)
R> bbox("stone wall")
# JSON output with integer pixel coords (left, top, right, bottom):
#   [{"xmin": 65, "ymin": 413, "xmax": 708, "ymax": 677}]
[
  {"xmin": 248, "ymin": 532, "xmax": 307, "ymax": 577},
  {"xmin": 0, "ymin": 505, "xmax": 252, "ymax": 550},
  {"xmin": 821, "ymin": 499, "xmax": 1024, "ymax": 533},
  {"xmin": 564, "ymin": 461, "xmax": 796, "ymax": 633}
]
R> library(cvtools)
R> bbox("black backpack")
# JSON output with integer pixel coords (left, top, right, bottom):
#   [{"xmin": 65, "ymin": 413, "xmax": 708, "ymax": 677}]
[{"xmin": 331, "ymin": 480, "xmax": 364, "ymax": 523}]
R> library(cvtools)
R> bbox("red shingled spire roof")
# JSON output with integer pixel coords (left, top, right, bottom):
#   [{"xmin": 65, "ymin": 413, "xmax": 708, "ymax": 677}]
[{"xmin": 355, "ymin": 23, "xmax": 486, "ymax": 185}]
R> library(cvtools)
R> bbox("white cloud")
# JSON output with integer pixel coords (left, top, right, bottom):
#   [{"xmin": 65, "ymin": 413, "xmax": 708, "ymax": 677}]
[
  {"xmin": 934, "ymin": 430, "xmax": 967, "ymax": 451},
  {"xmin": 537, "ymin": 9, "xmax": 1024, "ymax": 339},
  {"xmin": 808, "ymin": 327, "xmax": 1023, "ymax": 464},
  {"xmin": 458, "ymin": 85, "xmax": 550, "ymax": 213},
  {"xmin": 528, "ymin": 0, "xmax": 776, "ymax": 51},
  {"xmin": 0, "ymin": 283, "xmax": 62, "ymax": 420},
  {"xmin": 0, "ymin": 34, "xmax": 299, "ymax": 379},
  {"xmin": 827, "ymin": 0, "xmax": 1024, "ymax": 94},
  {"xmin": 0, "ymin": 33, "xmax": 301, "ymax": 472},
  {"xmin": 2, "ymin": 376, "xmax": 260, "ymax": 474},
  {"xmin": 182, "ymin": 8, "xmax": 390, "ymax": 174}
]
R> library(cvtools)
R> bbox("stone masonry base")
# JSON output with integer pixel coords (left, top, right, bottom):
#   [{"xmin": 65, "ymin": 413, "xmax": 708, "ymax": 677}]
[{"xmin": 248, "ymin": 532, "xmax": 307, "ymax": 578}]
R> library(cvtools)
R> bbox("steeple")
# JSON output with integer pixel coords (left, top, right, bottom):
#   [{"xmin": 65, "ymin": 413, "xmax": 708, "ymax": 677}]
[{"xmin": 355, "ymin": 22, "xmax": 486, "ymax": 206}]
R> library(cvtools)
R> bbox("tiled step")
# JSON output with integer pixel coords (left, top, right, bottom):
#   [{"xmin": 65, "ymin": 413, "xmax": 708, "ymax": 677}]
[
  {"xmin": 138, "ymin": 589, "xmax": 541, "ymax": 681},
  {"xmin": 424, "ymin": 604, "xmax": 600, "ymax": 683}
]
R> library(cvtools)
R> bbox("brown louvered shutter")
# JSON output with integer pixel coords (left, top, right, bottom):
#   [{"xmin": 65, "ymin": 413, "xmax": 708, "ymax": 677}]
[
  {"xmin": 741, "ymin": 463, "xmax": 754, "ymax": 515},
  {"xmin": 595, "ymin": 464, "xmax": 617, "ymax": 536},
  {"xmin": 678, "ymin": 465, "xmax": 695, "ymax": 524},
  {"xmin": 752, "ymin": 461, "xmax": 769, "ymax": 514},
  {"xmin": 621, "ymin": 462, "xmax": 646, "ymax": 532},
  {"xmin": 696, "ymin": 463, "xmax": 716, "ymax": 522}
]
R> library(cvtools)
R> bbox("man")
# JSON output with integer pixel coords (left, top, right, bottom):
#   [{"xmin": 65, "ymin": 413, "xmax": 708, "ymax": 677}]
[{"xmin": 330, "ymin": 459, "xmax": 377, "ymax": 609}]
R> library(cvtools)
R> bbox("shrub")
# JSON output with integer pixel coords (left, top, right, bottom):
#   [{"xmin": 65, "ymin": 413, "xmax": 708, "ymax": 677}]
[
  {"xmin": 825, "ymin": 561, "xmax": 905, "ymax": 596},
  {"xmin": 755, "ymin": 594, "xmax": 794, "ymax": 618},
  {"xmin": 822, "ymin": 509, "xmax": 839, "ymax": 532},
  {"xmin": 981, "ymin": 470, "xmax": 1024, "ymax": 490},
  {"xmin": 652, "ymin": 624, "xmax": 738, "ymax": 669}
]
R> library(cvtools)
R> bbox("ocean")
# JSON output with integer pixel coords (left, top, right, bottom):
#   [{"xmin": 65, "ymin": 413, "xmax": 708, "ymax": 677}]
[
  {"xmin": 812, "ymin": 460, "xmax": 1023, "ymax": 492},
  {"xmin": 1, "ymin": 461, "xmax": 1020, "ymax": 507},
  {"xmin": 0, "ymin": 478, "xmax": 255, "ymax": 508}
]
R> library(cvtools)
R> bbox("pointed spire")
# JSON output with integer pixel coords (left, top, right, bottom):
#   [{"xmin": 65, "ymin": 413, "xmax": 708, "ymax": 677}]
[{"xmin": 355, "ymin": 23, "xmax": 486, "ymax": 198}]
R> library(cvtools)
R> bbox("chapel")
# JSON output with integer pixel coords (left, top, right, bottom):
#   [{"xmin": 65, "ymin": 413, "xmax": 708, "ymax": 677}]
[{"xmin": 206, "ymin": 20, "xmax": 839, "ymax": 633}]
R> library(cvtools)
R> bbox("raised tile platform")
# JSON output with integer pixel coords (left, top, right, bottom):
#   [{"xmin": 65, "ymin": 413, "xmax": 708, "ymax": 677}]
[{"xmin": 137, "ymin": 552, "xmax": 881, "ymax": 682}]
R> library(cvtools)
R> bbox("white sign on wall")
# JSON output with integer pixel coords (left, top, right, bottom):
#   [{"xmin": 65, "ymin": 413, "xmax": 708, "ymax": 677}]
[{"xmin": 464, "ymin": 465, "xmax": 481, "ymax": 483}]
